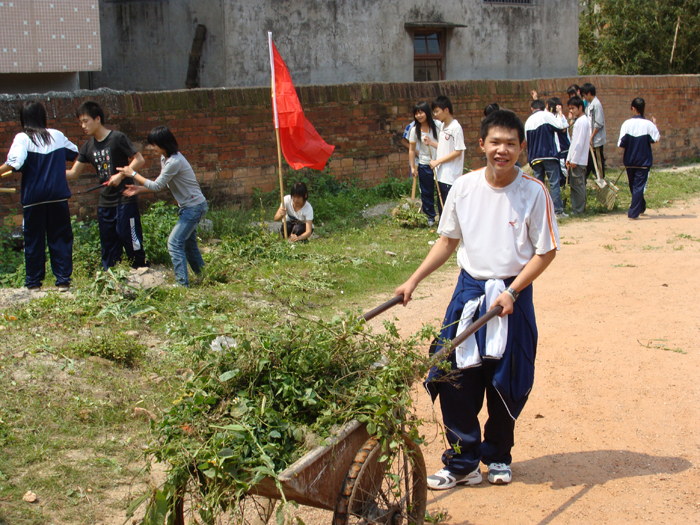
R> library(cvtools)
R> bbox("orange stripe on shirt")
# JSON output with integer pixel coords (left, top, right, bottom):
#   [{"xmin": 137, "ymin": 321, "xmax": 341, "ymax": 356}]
[{"xmin": 522, "ymin": 174, "xmax": 559, "ymax": 248}]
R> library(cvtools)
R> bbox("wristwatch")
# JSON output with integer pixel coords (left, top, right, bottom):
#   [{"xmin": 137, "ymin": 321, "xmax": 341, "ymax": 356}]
[
  {"xmin": 506, "ymin": 286, "xmax": 519, "ymax": 301},
  {"xmin": 130, "ymin": 171, "xmax": 138, "ymax": 178}
]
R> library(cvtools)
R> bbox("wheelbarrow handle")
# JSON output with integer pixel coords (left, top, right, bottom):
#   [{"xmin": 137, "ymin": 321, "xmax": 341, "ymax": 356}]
[
  {"xmin": 432, "ymin": 305, "xmax": 504, "ymax": 361},
  {"xmin": 362, "ymin": 294, "xmax": 405, "ymax": 321}
]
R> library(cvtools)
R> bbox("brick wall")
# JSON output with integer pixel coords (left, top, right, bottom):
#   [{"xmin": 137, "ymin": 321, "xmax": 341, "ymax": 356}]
[{"xmin": 1, "ymin": 75, "xmax": 699, "ymax": 225}]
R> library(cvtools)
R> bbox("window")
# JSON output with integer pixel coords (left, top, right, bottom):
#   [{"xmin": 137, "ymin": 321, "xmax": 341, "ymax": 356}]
[{"xmin": 413, "ymin": 31, "xmax": 444, "ymax": 82}]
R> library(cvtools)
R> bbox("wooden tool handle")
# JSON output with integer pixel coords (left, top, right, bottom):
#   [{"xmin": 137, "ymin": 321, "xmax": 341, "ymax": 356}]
[
  {"xmin": 432, "ymin": 305, "xmax": 504, "ymax": 361},
  {"xmin": 362, "ymin": 294, "xmax": 404, "ymax": 321},
  {"xmin": 0, "ymin": 188, "xmax": 17, "ymax": 193}
]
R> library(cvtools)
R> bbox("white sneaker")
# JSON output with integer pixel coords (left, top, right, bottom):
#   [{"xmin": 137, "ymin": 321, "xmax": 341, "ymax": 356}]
[
  {"xmin": 427, "ymin": 467, "xmax": 482, "ymax": 490},
  {"xmin": 487, "ymin": 463, "xmax": 512, "ymax": 485}
]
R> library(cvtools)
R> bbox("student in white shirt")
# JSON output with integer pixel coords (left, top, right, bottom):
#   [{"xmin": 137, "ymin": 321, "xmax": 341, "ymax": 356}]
[
  {"xmin": 274, "ymin": 182, "xmax": 314, "ymax": 242},
  {"xmin": 565, "ymin": 97, "xmax": 591, "ymax": 215},
  {"xmin": 424, "ymin": 96, "xmax": 466, "ymax": 216},
  {"xmin": 395, "ymin": 109, "xmax": 559, "ymax": 490}
]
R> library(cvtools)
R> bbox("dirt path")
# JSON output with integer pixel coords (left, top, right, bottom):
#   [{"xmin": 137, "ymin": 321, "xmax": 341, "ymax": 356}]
[{"xmin": 361, "ymin": 198, "xmax": 700, "ymax": 525}]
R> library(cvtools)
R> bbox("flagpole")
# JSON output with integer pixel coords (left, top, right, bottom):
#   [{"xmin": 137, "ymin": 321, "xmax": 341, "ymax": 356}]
[{"xmin": 269, "ymin": 31, "xmax": 288, "ymax": 240}]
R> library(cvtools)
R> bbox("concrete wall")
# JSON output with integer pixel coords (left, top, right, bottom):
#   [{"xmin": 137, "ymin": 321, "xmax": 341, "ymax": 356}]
[
  {"xmin": 231, "ymin": 0, "xmax": 579, "ymax": 86},
  {"xmin": 94, "ymin": 0, "xmax": 578, "ymax": 91},
  {"xmin": 3, "ymin": 75, "xmax": 697, "ymax": 226},
  {"xmin": 94, "ymin": 0, "xmax": 226, "ymax": 91}
]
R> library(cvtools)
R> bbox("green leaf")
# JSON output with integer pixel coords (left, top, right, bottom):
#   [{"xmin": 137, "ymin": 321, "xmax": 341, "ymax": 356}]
[
  {"xmin": 125, "ymin": 490, "xmax": 151, "ymax": 517},
  {"xmin": 219, "ymin": 448, "xmax": 235, "ymax": 458},
  {"xmin": 219, "ymin": 370, "xmax": 238, "ymax": 382},
  {"xmin": 269, "ymin": 430, "xmax": 281, "ymax": 439}
]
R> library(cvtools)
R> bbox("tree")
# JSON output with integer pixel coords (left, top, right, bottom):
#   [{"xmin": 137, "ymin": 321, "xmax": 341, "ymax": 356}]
[{"xmin": 579, "ymin": 0, "xmax": 700, "ymax": 75}]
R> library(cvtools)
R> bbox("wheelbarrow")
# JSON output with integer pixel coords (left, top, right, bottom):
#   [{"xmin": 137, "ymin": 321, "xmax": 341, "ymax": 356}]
[{"xmin": 172, "ymin": 295, "xmax": 502, "ymax": 525}]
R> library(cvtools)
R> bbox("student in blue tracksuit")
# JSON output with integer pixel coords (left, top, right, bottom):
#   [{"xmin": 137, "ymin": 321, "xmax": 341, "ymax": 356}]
[
  {"xmin": 0, "ymin": 101, "xmax": 79, "ymax": 291},
  {"xmin": 524, "ymin": 100, "xmax": 568, "ymax": 217},
  {"xmin": 618, "ymin": 98, "xmax": 660, "ymax": 220}
]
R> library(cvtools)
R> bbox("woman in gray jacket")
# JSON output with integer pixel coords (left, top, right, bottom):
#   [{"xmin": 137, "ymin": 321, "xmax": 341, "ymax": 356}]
[{"xmin": 110, "ymin": 127, "xmax": 207, "ymax": 287}]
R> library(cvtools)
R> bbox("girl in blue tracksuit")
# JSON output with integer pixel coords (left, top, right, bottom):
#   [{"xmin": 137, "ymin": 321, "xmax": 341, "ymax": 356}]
[
  {"xmin": 617, "ymin": 98, "xmax": 660, "ymax": 219},
  {"xmin": 0, "ymin": 101, "xmax": 79, "ymax": 291}
]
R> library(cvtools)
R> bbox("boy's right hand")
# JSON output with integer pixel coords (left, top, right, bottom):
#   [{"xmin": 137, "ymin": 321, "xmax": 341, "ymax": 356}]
[{"xmin": 394, "ymin": 281, "xmax": 417, "ymax": 306}]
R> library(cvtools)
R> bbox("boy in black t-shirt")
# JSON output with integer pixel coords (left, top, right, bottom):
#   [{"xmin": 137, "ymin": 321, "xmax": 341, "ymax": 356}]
[{"xmin": 67, "ymin": 101, "xmax": 148, "ymax": 269}]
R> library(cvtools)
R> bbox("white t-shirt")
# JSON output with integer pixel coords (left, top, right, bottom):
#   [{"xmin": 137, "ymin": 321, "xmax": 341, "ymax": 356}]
[
  {"xmin": 434, "ymin": 119, "xmax": 466, "ymax": 186},
  {"xmin": 437, "ymin": 167, "xmax": 560, "ymax": 280},
  {"xmin": 408, "ymin": 121, "xmax": 443, "ymax": 165},
  {"xmin": 283, "ymin": 195, "xmax": 313, "ymax": 222}
]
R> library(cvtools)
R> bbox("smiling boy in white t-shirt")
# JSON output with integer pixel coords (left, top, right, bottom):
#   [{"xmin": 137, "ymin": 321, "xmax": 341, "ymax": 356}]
[{"xmin": 395, "ymin": 109, "xmax": 559, "ymax": 490}]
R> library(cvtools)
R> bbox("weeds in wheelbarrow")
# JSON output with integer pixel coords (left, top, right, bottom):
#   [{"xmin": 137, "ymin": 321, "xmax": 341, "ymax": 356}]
[{"xmin": 134, "ymin": 312, "xmax": 437, "ymax": 523}]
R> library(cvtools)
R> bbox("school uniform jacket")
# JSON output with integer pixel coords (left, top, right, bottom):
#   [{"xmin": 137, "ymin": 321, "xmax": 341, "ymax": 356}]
[
  {"xmin": 524, "ymin": 110, "xmax": 566, "ymax": 164},
  {"xmin": 617, "ymin": 116, "xmax": 660, "ymax": 168},
  {"xmin": 6, "ymin": 129, "xmax": 78, "ymax": 207}
]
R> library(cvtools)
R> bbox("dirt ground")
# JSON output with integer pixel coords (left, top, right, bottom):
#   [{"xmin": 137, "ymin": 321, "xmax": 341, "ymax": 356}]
[{"xmin": 356, "ymin": 196, "xmax": 700, "ymax": 525}]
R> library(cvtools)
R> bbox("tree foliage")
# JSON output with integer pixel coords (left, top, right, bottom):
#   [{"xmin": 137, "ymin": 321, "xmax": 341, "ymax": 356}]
[{"xmin": 579, "ymin": 0, "xmax": 700, "ymax": 75}]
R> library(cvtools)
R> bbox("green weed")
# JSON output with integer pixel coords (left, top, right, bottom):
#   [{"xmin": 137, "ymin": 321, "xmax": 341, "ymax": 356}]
[{"xmin": 67, "ymin": 332, "xmax": 146, "ymax": 367}]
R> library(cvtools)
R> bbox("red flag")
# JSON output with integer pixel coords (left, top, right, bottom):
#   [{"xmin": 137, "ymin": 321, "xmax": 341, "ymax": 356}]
[{"xmin": 270, "ymin": 37, "xmax": 335, "ymax": 171}]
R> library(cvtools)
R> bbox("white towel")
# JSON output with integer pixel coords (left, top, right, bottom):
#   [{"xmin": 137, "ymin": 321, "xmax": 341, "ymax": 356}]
[{"xmin": 454, "ymin": 279, "xmax": 509, "ymax": 369}]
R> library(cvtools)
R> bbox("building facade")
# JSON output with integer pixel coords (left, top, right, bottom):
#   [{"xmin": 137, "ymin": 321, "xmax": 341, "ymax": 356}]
[
  {"xmin": 94, "ymin": 0, "xmax": 579, "ymax": 91},
  {"xmin": 0, "ymin": 0, "xmax": 102, "ymax": 93}
]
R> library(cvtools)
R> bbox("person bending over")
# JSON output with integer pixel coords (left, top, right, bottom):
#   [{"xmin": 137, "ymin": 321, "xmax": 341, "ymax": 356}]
[{"xmin": 109, "ymin": 127, "xmax": 207, "ymax": 287}]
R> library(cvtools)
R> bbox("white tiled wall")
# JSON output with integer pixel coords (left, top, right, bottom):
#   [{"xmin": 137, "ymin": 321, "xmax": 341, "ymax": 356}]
[{"xmin": 0, "ymin": 0, "xmax": 101, "ymax": 73}]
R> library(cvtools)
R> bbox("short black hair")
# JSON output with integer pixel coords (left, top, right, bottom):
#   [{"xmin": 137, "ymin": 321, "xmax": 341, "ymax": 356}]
[
  {"xmin": 566, "ymin": 84, "xmax": 581, "ymax": 97},
  {"xmin": 290, "ymin": 182, "xmax": 308, "ymax": 201},
  {"xmin": 531, "ymin": 99, "xmax": 545, "ymax": 111},
  {"xmin": 480, "ymin": 109, "xmax": 525, "ymax": 144},
  {"xmin": 431, "ymin": 95, "xmax": 453, "ymax": 115},
  {"xmin": 580, "ymin": 83, "xmax": 596, "ymax": 96},
  {"xmin": 77, "ymin": 100, "xmax": 105, "ymax": 123},
  {"xmin": 631, "ymin": 97, "xmax": 645, "ymax": 116},
  {"xmin": 483, "ymin": 103, "xmax": 500, "ymax": 117},
  {"xmin": 567, "ymin": 96, "xmax": 585, "ymax": 110},
  {"xmin": 147, "ymin": 126, "xmax": 179, "ymax": 157}
]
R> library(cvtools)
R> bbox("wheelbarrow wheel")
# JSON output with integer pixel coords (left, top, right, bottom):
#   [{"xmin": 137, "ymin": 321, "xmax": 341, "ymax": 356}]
[{"xmin": 333, "ymin": 434, "xmax": 427, "ymax": 525}]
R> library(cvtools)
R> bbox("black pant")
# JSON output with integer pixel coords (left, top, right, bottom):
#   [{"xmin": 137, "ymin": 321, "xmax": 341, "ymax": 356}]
[
  {"xmin": 23, "ymin": 201, "xmax": 73, "ymax": 288},
  {"xmin": 437, "ymin": 359, "xmax": 515, "ymax": 474},
  {"xmin": 436, "ymin": 182, "xmax": 452, "ymax": 217},
  {"xmin": 98, "ymin": 203, "xmax": 147, "ymax": 270},
  {"xmin": 279, "ymin": 219, "xmax": 308, "ymax": 237},
  {"xmin": 586, "ymin": 145, "xmax": 606, "ymax": 179}
]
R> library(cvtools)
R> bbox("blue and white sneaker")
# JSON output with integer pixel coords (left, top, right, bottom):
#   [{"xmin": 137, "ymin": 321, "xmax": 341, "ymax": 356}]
[
  {"xmin": 427, "ymin": 467, "xmax": 482, "ymax": 490},
  {"xmin": 487, "ymin": 463, "xmax": 512, "ymax": 485}
]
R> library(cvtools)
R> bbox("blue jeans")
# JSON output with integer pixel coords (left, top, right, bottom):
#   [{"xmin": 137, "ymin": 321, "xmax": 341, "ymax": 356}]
[
  {"xmin": 168, "ymin": 201, "xmax": 207, "ymax": 286},
  {"xmin": 532, "ymin": 159, "xmax": 564, "ymax": 214}
]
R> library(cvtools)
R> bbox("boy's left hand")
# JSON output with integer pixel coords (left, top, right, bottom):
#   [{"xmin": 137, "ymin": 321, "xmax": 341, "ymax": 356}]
[
  {"xmin": 490, "ymin": 291, "xmax": 514, "ymax": 317},
  {"xmin": 107, "ymin": 173, "xmax": 123, "ymax": 187},
  {"xmin": 429, "ymin": 159, "xmax": 439, "ymax": 170}
]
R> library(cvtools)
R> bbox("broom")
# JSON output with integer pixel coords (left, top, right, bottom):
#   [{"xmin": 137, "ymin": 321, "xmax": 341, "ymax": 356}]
[{"xmin": 590, "ymin": 146, "xmax": 616, "ymax": 210}]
